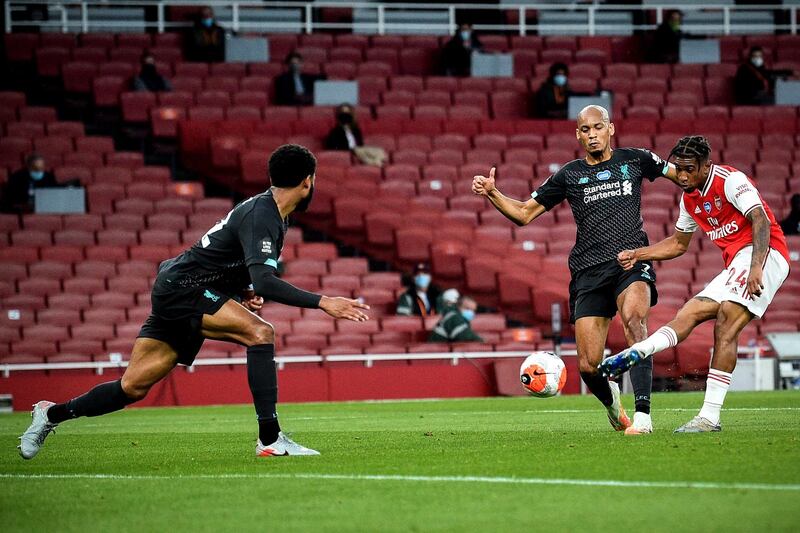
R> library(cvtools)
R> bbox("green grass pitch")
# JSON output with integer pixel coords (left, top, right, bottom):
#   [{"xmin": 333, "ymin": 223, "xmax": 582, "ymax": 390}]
[{"xmin": 2, "ymin": 391, "xmax": 799, "ymax": 532}]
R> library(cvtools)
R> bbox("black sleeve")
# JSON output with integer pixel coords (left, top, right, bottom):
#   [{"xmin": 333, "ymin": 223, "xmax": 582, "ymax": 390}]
[
  {"xmin": 274, "ymin": 74, "xmax": 290, "ymax": 105},
  {"xmin": 531, "ymin": 169, "xmax": 567, "ymax": 210},
  {"xmin": 237, "ymin": 200, "xmax": 281, "ymax": 268},
  {"xmin": 353, "ymin": 126, "xmax": 364, "ymax": 147},
  {"xmin": 2, "ymin": 172, "xmax": 27, "ymax": 210},
  {"xmin": 324, "ymin": 127, "xmax": 347, "ymax": 150},
  {"xmin": 248, "ymin": 263, "xmax": 322, "ymax": 308},
  {"xmin": 634, "ymin": 149, "xmax": 669, "ymax": 182}
]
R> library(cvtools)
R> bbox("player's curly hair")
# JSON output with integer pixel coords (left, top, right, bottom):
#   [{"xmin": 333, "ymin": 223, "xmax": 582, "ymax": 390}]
[
  {"xmin": 268, "ymin": 144, "xmax": 316, "ymax": 187},
  {"xmin": 669, "ymin": 135, "xmax": 712, "ymax": 164}
]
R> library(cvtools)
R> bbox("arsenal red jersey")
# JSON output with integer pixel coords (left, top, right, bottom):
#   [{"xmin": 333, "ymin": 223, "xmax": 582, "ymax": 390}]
[{"xmin": 675, "ymin": 164, "xmax": 789, "ymax": 267}]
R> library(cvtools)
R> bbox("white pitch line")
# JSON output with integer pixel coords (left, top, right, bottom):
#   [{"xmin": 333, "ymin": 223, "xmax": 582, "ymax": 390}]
[
  {"xmin": 1, "ymin": 472, "xmax": 799, "ymax": 492},
  {"xmin": 291, "ymin": 407, "xmax": 800, "ymax": 419}
]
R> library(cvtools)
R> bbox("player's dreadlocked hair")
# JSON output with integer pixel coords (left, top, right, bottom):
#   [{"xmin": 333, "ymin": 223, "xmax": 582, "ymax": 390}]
[{"xmin": 669, "ymin": 135, "xmax": 712, "ymax": 164}]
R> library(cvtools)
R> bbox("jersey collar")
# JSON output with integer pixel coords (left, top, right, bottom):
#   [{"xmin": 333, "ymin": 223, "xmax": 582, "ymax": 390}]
[{"xmin": 700, "ymin": 165, "xmax": 715, "ymax": 196}]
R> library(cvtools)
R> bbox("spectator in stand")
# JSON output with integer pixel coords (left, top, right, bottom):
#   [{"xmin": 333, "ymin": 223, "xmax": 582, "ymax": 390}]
[
  {"xmin": 396, "ymin": 263, "xmax": 441, "ymax": 316},
  {"xmin": 733, "ymin": 46, "xmax": 794, "ymax": 105},
  {"xmin": 442, "ymin": 22, "xmax": 483, "ymax": 77},
  {"xmin": 437, "ymin": 288, "xmax": 461, "ymax": 312},
  {"xmin": 132, "ymin": 52, "xmax": 172, "ymax": 92},
  {"xmin": 781, "ymin": 193, "xmax": 800, "ymax": 236},
  {"xmin": 648, "ymin": 9, "xmax": 683, "ymax": 64},
  {"xmin": 325, "ymin": 104, "xmax": 364, "ymax": 151},
  {"xmin": 1, "ymin": 153, "xmax": 58, "ymax": 213},
  {"xmin": 186, "ymin": 6, "xmax": 225, "ymax": 63},
  {"xmin": 428, "ymin": 295, "xmax": 483, "ymax": 343},
  {"xmin": 274, "ymin": 52, "xmax": 324, "ymax": 106},
  {"xmin": 324, "ymin": 104, "xmax": 387, "ymax": 166},
  {"xmin": 534, "ymin": 63, "xmax": 573, "ymax": 119}
]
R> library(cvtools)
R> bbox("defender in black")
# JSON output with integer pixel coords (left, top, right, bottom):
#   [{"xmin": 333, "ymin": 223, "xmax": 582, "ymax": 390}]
[
  {"xmin": 20, "ymin": 145, "xmax": 370, "ymax": 460},
  {"xmin": 472, "ymin": 105, "xmax": 680, "ymax": 434}
]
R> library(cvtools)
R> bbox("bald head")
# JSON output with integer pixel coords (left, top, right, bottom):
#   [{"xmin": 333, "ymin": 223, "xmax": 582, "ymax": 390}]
[
  {"xmin": 575, "ymin": 105, "xmax": 614, "ymax": 160},
  {"xmin": 577, "ymin": 105, "xmax": 609, "ymax": 126}
]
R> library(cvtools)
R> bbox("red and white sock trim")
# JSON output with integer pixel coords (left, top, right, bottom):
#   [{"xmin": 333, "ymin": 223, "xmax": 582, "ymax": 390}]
[
  {"xmin": 708, "ymin": 368, "xmax": 732, "ymax": 385},
  {"xmin": 655, "ymin": 326, "xmax": 678, "ymax": 348}
]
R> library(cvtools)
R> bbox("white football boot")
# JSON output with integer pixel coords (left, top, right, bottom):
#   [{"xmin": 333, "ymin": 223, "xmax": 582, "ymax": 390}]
[
  {"xmin": 606, "ymin": 381, "xmax": 632, "ymax": 431},
  {"xmin": 625, "ymin": 412, "xmax": 653, "ymax": 435},
  {"xmin": 256, "ymin": 432, "xmax": 320, "ymax": 457},
  {"xmin": 18, "ymin": 401, "xmax": 57, "ymax": 460},
  {"xmin": 674, "ymin": 416, "xmax": 721, "ymax": 433}
]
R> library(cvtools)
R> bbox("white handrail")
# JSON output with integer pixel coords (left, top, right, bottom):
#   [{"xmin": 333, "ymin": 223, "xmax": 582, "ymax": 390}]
[
  {"xmin": 5, "ymin": 2, "xmax": 797, "ymax": 36},
  {"xmin": 0, "ymin": 350, "xmax": 587, "ymax": 377}
]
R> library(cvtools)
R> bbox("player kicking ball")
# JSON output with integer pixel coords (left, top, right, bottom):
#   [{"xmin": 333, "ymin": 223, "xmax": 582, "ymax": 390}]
[
  {"xmin": 599, "ymin": 136, "xmax": 790, "ymax": 433},
  {"xmin": 473, "ymin": 105, "xmax": 687, "ymax": 435},
  {"xmin": 19, "ymin": 144, "xmax": 370, "ymax": 459}
]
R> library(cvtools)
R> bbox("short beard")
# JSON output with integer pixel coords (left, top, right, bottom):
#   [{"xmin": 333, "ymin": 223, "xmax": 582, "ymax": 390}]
[{"xmin": 294, "ymin": 186, "xmax": 314, "ymax": 213}]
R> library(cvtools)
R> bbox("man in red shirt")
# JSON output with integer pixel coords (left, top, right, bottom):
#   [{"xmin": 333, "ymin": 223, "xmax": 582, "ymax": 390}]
[{"xmin": 599, "ymin": 136, "xmax": 790, "ymax": 433}]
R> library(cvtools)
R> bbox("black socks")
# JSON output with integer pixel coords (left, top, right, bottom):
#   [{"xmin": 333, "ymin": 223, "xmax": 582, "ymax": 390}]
[
  {"xmin": 46, "ymin": 379, "xmax": 136, "ymax": 424},
  {"xmin": 247, "ymin": 344, "xmax": 281, "ymax": 444},
  {"xmin": 630, "ymin": 356, "xmax": 653, "ymax": 415},
  {"xmin": 580, "ymin": 371, "xmax": 614, "ymax": 407}
]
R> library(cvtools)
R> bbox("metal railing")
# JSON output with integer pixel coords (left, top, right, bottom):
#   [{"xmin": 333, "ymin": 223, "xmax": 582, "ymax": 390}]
[
  {"xmin": 5, "ymin": 2, "xmax": 798, "ymax": 36},
  {"xmin": 0, "ymin": 350, "xmax": 579, "ymax": 377}
]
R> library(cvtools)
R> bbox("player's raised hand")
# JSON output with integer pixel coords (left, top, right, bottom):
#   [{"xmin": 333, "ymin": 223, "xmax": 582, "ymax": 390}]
[
  {"xmin": 617, "ymin": 249, "xmax": 638, "ymax": 270},
  {"xmin": 320, "ymin": 296, "xmax": 370, "ymax": 322},
  {"xmin": 472, "ymin": 166, "xmax": 496, "ymax": 197},
  {"xmin": 746, "ymin": 265, "xmax": 764, "ymax": 299}
]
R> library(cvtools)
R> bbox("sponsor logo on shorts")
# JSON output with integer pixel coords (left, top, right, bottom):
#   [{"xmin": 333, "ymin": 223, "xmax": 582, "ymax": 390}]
[{"xmin": 203, "ymin": 290, "xmax": 220, "ymax": 302}]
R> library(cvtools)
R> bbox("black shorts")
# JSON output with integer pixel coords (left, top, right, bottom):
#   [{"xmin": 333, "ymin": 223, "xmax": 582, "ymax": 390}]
[
  {"xmin": 137, "ymin": 275, "xmax": 230, "ymax": 366},
  {"xmin": 568, "ymin": 260, "xmax": 658, "ymax": 324}
]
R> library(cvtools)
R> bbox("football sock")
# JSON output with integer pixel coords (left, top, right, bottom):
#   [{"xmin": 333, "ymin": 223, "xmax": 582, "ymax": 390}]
[
  {"xmin": 247, "ymin": 343, "xmax": 281, "ymax": 444},
  {"xmin": 630, "ymin": 357, "xmax": 653, "ymax": 415},
  {"xmin": 698, "ymin": 368, "xmax": 732, "ymax": 425},
  {"xmin": 580, "ymin": 371, "xmax": 613, "ymax": 407},
  {"xmin": 632, "ymin": 326, "xmax": 678, "ymax": 357},
  {"xmin": 46, "ymin": 380, "xmax": 135, "ymax": 424}
]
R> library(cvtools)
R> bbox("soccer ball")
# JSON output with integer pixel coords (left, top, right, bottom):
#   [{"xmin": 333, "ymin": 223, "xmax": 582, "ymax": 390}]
[{"xmin": 519, "ymin": 352, "xmax": 567, "ymax": 398}]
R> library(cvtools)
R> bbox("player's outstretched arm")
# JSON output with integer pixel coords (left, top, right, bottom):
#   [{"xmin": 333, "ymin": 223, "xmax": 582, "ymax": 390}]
[
  {"xmin": 660, "ymin": 161, "xmax": 682, "ymax": 186},
  {"xmin": 618, "ymin": 230, "xmax": 693, "ymax": 270},
  {"xmin": 248, "ymin": 264, "xmax": 369, "ymax": 322},
  {"xmin": 319, "ymin": 296, "xmax": 370, "ymax": 322},
  {"xmin": 472, "ymin": 166, "xmax": 545, "ymax": 226}
]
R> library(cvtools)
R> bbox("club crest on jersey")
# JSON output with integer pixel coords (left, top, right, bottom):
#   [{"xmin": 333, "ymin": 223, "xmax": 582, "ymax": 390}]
[
  {"xmin": 620, "ymin": 164, "xmax": 630, "ymax": 180},
  {"xmin": 714, "ymin": 196, "xmax": 722, "ymax": 210},
  {"xmin": 597, "ymin": 170, "xmax": 611, "ymax": 181},
  {"xmin": 703, "ymin": 201, "xmax": 712, "ymax": 214}
]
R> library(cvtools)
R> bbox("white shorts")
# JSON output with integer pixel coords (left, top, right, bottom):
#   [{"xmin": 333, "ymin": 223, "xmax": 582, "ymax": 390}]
[{"xmin": 695, "ymin": 246, "xmax": 790, "ymax": 318}]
